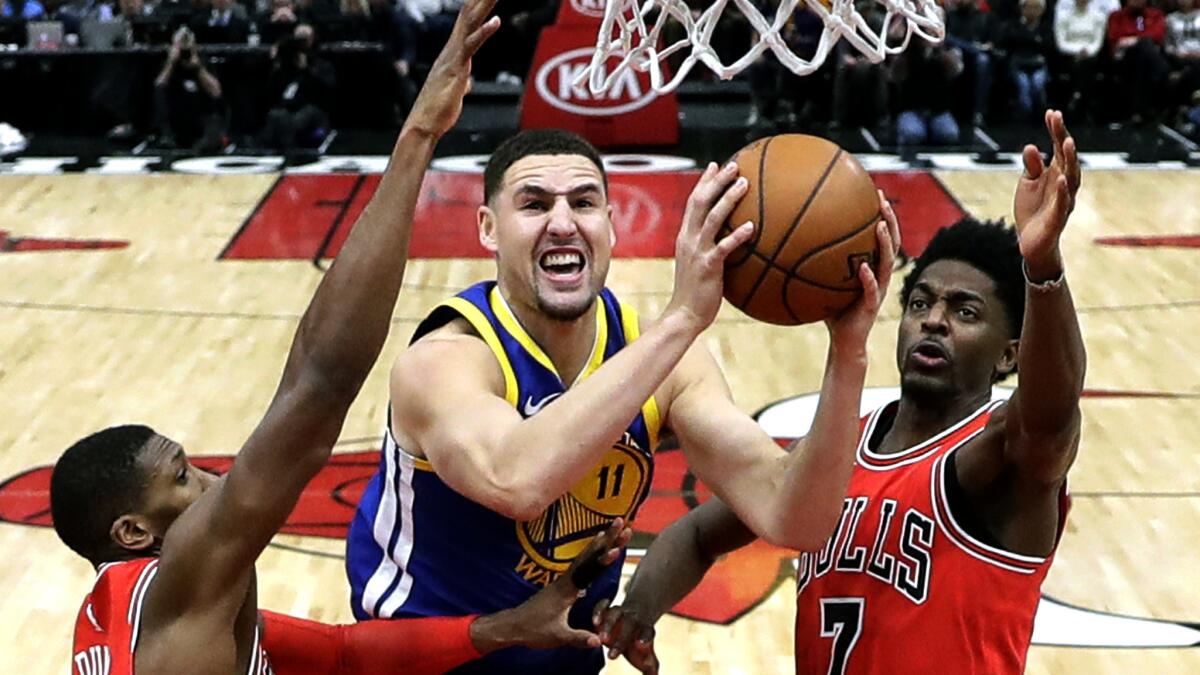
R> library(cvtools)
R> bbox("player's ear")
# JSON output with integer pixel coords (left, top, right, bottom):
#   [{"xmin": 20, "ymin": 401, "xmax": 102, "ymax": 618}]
[
  {"xmin": 994, "ymin": 339, "xmax": 1019, "ymax": 380},
  {"xmin": 479, "ymin": 204, "xmax": 499, "ymax": 254},
  {"xmin": 111, "ymin": 515, "xmax": 156, "ymax": 553},
  {"xmin": 606, "ymin": 203, "xmax": 617, "ymax": 248}
]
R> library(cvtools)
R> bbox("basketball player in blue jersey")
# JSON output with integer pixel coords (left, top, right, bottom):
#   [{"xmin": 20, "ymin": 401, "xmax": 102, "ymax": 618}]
[{"xmin": 345, "ymin": 123, "xmax": 902, "ymax": 671}]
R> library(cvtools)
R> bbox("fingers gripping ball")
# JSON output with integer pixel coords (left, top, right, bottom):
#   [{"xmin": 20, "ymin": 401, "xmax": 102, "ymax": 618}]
[{"xmin": 720, "ymin": 134, "xmax": 881, "ymax": 326}]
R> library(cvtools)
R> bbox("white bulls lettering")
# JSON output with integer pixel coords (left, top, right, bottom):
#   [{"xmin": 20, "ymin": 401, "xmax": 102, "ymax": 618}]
[
  {"xmin": 798, "ymin": 497, "xmax": 934, "ymax": 605},
  {"xmin": 73, "ymin": 645, "xmax": 111, "ymax": 675}
]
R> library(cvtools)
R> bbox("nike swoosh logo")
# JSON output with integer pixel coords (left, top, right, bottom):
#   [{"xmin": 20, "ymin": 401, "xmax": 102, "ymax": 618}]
[{"xmin": 523, "ymin": 392, "xmax": 562, "ymax": 416}]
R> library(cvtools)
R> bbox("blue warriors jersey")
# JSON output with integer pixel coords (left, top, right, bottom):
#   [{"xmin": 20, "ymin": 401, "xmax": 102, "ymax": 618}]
[{"xmin": 345, "ymin": 280, "xmax": 661, "ymax": 675}]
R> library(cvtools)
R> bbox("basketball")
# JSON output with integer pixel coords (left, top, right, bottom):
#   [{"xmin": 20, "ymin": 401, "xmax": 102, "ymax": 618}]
[{"xmin": 720, "ymin": 134, "xmax": 882, "ymax": 326}]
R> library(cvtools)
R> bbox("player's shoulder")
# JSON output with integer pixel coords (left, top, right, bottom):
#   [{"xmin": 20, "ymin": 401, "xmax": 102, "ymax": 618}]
[{"xmin": 391, "ymin": 318, "xmax": 504, "ymax": 395}]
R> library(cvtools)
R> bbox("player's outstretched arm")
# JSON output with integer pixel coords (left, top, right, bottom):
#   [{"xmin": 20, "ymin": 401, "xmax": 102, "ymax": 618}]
[
  {"xmin": 393, "ymin": 162, "xmax": 755, "ymax": 521},
  {"xmin": 1004, "ymin": 109, "xmax": 1087, "ymax": 483},
  {"xmin": 146, "ymin": 0, "xmax": 502, "ymax": 620},
  {"xmin": 593, "ymin": 500, "xmax": 755, "ymax": 674},
  {"xmin": 666, "ymin": 198, "xmax": 899, "ymax": 549},
  {"xmin": 261, "ymin": 520, "xmax": 632, "ymax": 675}
]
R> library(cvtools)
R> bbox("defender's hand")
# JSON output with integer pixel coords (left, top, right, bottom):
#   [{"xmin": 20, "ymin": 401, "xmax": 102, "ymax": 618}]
[
  {"xmin": 825, "ymin": 189, "xmax": 899, "ymax": 352},
  {"xmin": 1014, "ymin": 109, "xmax": 1081, "ymax": 280},
  {"xmin": 404, "ymin": 0, "xmax": 500, "ymax": 139},
  {"xmin": 664, "ymin": 161, "xmax": 755, "ymax": 334},
  {"xmin": 592, "ymin": 600, "xmax": 660, "ymax": 674},
  {"xmin": 469, "ymin": 520, "xmax": 632, "ymax": 653}
]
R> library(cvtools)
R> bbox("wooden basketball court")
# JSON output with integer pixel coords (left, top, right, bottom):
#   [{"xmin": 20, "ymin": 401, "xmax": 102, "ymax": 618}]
[{"xmin": 0, "ymin": 163, "xmax": 1197, "ymax": 673}]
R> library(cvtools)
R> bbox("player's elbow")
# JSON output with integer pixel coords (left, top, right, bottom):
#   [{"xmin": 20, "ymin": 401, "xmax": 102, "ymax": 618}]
[{"xmin": 472, "ymin": 468, "xmax": 557, "ymax": 522}]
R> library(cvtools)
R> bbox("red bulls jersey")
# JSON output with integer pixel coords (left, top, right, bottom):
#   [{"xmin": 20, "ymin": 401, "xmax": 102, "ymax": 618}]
[
  {"xmin": 71, "ymin": 558, "xmax": 272, "ymax": 675},
  {"xmin": 794, "ymin": 400, "xmax": 1069, "ymax": 675}
]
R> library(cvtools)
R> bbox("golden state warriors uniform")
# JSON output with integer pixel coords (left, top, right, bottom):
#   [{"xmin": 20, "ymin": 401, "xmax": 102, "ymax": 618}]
[{"xmin": 346, "ymin": 281, "xmax": 661, "ymax": 675}]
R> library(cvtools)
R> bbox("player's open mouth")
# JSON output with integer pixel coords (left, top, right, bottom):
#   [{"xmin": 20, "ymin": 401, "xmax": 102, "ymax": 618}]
[
  {"xmin": 538, "ymin": 247, "xmax": 586, "ymax": 285},
  {"xmin": 911, "ymin": 341, "xmax": 950, "ymax": 368}
]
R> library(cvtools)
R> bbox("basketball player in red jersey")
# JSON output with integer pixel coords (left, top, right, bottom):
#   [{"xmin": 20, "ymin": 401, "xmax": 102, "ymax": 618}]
[
  {"xmin": 595, "ymin": 110, "xmax": 1085, "ymax": 675},
  {"xmin": 50, "ymin": 1, "xmax": 634, "ymax": 673}
]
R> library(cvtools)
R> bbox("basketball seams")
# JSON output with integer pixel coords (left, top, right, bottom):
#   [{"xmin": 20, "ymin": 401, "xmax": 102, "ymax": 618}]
[
  {"xmin": 787, "ymin": 208, "xmax": 881, "ymax": 283},
  {"xmin": 740, "ymin": 148, "xmax": 843, "ymax": 308}
]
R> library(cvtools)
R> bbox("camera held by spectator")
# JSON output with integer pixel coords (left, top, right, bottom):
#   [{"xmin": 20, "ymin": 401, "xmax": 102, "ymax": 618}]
[{"xmin": 259, "ymin": 23, "xmax": 336, "ymax": 154}]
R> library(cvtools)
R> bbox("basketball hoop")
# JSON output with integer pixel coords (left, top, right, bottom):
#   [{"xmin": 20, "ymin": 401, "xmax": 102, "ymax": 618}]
[{"xmin": 578, "ymin": 0, "xmax": 945, "ymax": 95}]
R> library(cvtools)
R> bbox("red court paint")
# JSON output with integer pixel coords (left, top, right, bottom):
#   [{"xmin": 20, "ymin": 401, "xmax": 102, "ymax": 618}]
[{"xmin": 221, "ymin": 171, "xmax": 967, "ymax": 261}]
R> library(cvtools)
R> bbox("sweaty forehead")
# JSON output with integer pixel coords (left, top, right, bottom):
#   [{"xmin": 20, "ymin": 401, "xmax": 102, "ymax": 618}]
[
  {"xmin": 914, "ymin": 259, "xmax": 1000, "ymax": 302},
  {"xmin": 501, "ymin": 155, "xmax": 605, "ymax": 195}
]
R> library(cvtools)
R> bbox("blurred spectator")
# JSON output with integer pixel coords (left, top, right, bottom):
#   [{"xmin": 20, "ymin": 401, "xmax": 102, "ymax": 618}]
[
  {"xmin": 1055, "ymin": 0, "xmax": 1117, "ymax": 21},
  {"xmin": 1, "ymin": 0, "xmax": 47, "ymax": 18},
  {"xmin": 257, "ymin": 0, "xmax": 297, "ymax": 44},
  {"xmin": 1167, "ymin": 0, "xmax": 1200, "ymax": 128},
  {"xmin": 400, "ymin": 0, "xmax": 460, "ymax": 70},
  {"xmin": 260, "ymin": 23, "xmax": 335, "ymax": 152},
  {"xmin": 891, "ymin": 39, "xmax": 965, "ymax": 146},
  {"xmin": 154, "ymin": 25, "xmax": 228, "ymax": 151},
  {"xmin": 997, "ymin": 0, "xmax": 1052, "ymax": 122},
  {"xmin": 190, "ymin": 0, "xmax": 250, "ymax": 42},
  {"xmin": 749, "ymin": 3, "xmax": 831, "ymax": 128},
  {"xmin": 944, "ymin": 0, "xmax": 995, "ymax": 126},
  {"xmin": 1053, "ymin": 0, "xmax": 1107, "ymax": 118},
  {"xmin": 831, "ymin": 0, "xmax": 889, "ymax": 130},
  {"xmin": 1107, "ymin": 0, "xmax": 1168, "ymax": 123},
  {"xmin": 333, "ymin": 0, "xmax": 373, "ymax": 40}
]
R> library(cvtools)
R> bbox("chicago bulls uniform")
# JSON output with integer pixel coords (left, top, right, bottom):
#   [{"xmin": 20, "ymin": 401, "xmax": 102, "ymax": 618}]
[
  {"xmin": 794, "ymin": 400, "xmax": 1070, "ymax": 675},
  {"xmin": 71, "ymin": 558, "xmax": 273, "ymax": 675}
]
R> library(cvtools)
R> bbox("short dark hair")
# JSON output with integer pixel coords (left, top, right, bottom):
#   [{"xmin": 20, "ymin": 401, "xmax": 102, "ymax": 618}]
[
  {"xmin": 51, "ymin": 425, "xmax": 156, "ymax": 565},
  {"xmin": 901, "ymin": 217, "xmax": 1026, "ymax": 340},
  {"xmin": 483, "ymin": 129, "xmax": 608, "ymax": 204}
]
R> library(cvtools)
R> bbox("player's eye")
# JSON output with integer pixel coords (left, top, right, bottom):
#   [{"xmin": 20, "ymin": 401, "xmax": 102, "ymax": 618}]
[
  {"xmin": 909, "ymin": 298, "xmax": 928, "ymax": 311},
  {"xmin": 176, "ymin": 466, "xmax": 189, "ymax": 485},
  {"xmin": 574, "ymin": 199, "xmax": 594, "ymax": 209},
  {"xmin": 522, "ymin": 201, "xmax": 547, "ymax": 212},
  {"xmin": 957, "ymin": 307, "xmax": 978, "ymax": 320}
]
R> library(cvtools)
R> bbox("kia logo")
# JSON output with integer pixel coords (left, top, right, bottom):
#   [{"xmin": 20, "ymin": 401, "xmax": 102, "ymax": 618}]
[
  {"xmin": 534, "ymin": 48, "xmax": 659, "ymax": 117},
  {"xmin": 568, "ymin": 0, "xmax": 605, "ymax": 17}
]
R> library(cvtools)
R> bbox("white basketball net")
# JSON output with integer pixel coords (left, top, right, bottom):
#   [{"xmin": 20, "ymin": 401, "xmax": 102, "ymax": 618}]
[{"xmin": 580, "ymin": 0, "xmax": 945, "ymax": 95}]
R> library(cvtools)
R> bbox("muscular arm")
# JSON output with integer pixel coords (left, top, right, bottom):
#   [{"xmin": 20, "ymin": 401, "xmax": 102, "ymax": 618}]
[
  {"xmin": 143, "ymin": 0, "xmax": 501, "ymax": 635},
  {"xmin": 1004, "ymin": 113, "xmax": 1086, "ymax": 487},
  {"xmin": 669, "ymin": 339, "xmax": 867, "ymax": 550},
  {"xmin": 394, "ymin": 311, "xmax": 706, "ymax": 521},
  {"xmin": 620, "ymin": 499, "xmax": 755, "ymax": 625}
]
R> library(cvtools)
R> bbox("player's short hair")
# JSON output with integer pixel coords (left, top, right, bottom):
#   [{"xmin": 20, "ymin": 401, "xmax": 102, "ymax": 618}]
[
  {"xmin": 901, "ymin": 216, "xmax": 1026, "ymax": 340},
  {"xmin": 483, "ymin": 129, "xmax": 608, "ymax": 205},
  {"xmin": 51, "ymin": 425, "xmax": 156, "ymax": 565}
]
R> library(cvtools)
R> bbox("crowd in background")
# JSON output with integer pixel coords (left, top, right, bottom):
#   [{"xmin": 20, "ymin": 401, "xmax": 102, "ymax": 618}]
[{"xmin": 1, "ymin": 0, "xmax": 1198, "ymax": 149}]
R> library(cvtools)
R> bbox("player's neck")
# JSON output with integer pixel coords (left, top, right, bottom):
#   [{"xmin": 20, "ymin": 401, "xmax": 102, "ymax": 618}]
[
  {"xmin": 879, "ymin": 390, "xmax": 992, "ymax": 455},
  {"xmin": 504, "ymin": 293, "xmax": 599, "ymax": 386}
]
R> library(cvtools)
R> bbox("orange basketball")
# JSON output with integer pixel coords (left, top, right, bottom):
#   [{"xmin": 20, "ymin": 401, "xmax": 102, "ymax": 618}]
[{"xmin": 720, "ymin": 134, "xmax": 881, "ymax": 326}]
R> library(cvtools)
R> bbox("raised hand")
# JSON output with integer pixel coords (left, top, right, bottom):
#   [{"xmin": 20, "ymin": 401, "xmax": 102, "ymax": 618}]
[
  {"xmin": 470, "ymin": 520, "xmax": 633, "ymax": 652},
  {"xmin": 592, "ymin": 600, "xmax": 659, "ymax": 674},
  {"xmin": 1013, "ymin": 109, "xmax": 1081, "ymax": 280},
  {"xmin": 665, "ymin": 161, "xmax": 756, "ymax": 333},
  {"xmin": 404, "ymin": 0, "xmax": 501, "ymax": 138},
  {"xmin": 825, "ymin": 189, "xmax": 899, "ymax": 352}
]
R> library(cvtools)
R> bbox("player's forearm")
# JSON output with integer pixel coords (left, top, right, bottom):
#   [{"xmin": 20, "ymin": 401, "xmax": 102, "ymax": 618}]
[
  {"xmin": 492, "ymin": 311, "xmax": 700, "ymax": 517},
  {"xmin": 766, "ymin": 343, "xmax": 867, "ymax": 549},
  {"xmin": 281, "ymin": 127, "xmax": 435, "ymax": 401},
  {"xmin": 1014, "ymin": 259, "xmax": 1086, "ymax": 436},
  {"xmin": 620, "ymin": 513, "xmax": 723, "ymax": 623}
]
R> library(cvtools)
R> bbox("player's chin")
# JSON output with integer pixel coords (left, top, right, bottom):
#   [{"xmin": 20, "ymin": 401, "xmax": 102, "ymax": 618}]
[
  {"xmin": 535, "ymin": 287, "xmax": 597, "ymax": 322},
  {"xmin": 899, "ymin": 370, "xmax": 956, "ymax": 400}
]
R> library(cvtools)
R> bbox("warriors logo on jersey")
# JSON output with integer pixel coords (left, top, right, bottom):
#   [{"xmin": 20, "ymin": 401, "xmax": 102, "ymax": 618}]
[
  {"xmin": 346, "ymin": 281, "xmax": 660, "ymax": 674},
  {"xmin": 794, "ymin": 400, "xmax": 1070, "ymax": 675}
]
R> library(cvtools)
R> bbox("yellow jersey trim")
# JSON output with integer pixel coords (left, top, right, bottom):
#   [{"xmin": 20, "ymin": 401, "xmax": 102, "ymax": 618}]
[
  {"xmin": 488, "ymin": 286, "xmax": 607, "ymax": 387},
  {"xmin": 619, "ymin": 303, "xmax": 662, "ymax": 451},
  {"xmin": 439, "ymin": 297, "xmax": 518, "ymax": 407}
]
